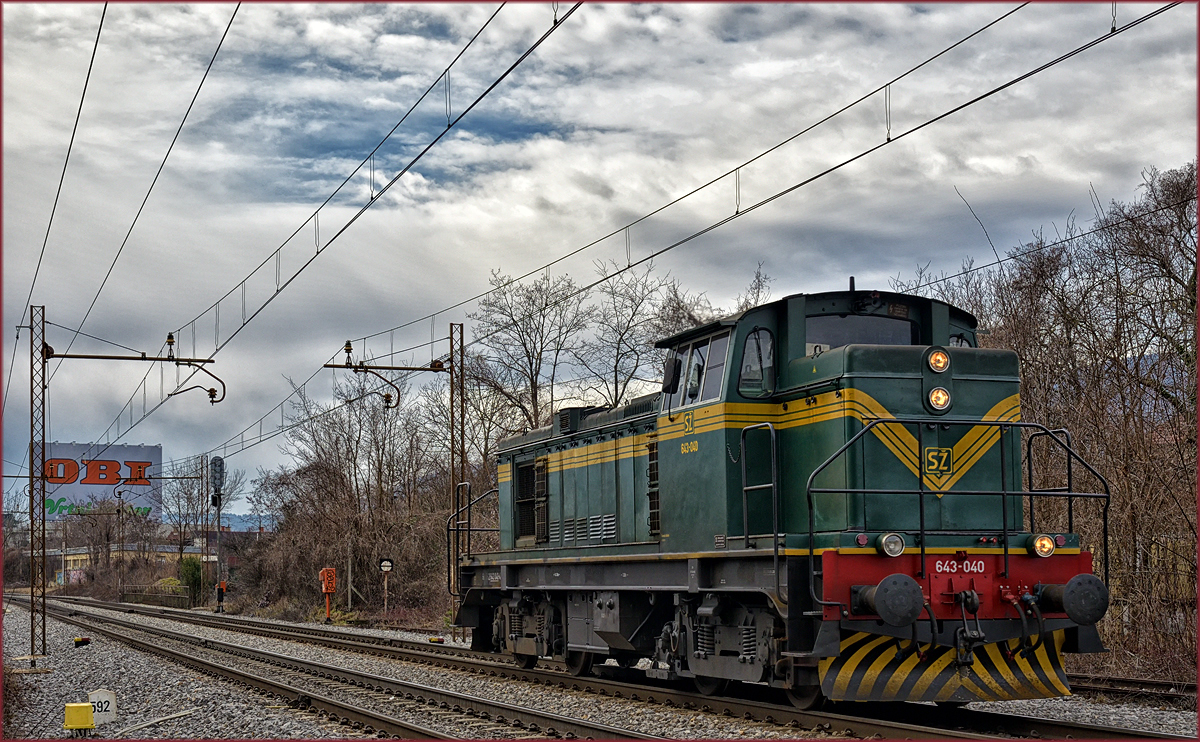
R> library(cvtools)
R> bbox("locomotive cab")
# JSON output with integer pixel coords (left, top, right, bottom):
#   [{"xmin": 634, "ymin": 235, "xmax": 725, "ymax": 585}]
[{"xmin": 451, "ymin": 285, "xmax": 1111, "ymax": 707}]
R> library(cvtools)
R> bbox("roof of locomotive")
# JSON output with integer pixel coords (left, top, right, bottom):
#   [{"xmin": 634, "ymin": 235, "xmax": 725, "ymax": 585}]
[
  {"xmin": 653, "ymin": 289, "xmax": 978, "ymax": 349},
  {"xmin": 496, "ymin": 392, "xmax": 660, "ymax": 454}
]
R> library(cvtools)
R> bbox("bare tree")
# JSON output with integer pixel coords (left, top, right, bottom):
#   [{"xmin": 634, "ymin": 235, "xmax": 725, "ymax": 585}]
[
  {"xmin": 572, "ymin": 260, "xmax": 671, "ymax": 407},
  {"xmin": 651, "ymin": 278, "xmax": 719, "ymax": 340},
  {"xmin": 893, "ymin": 160, "xmax": 1197, "ymax": 681},
  {"xmin": 468, "ymin": 270, "xmax": 593, "ymax": 430},
  {"xmin": 735, "ymin": 261, "xmax": 774, "ymax": 311},
  {"xmin": 161, "ymin": 456, "xmax": 206, "ymax": 559}
]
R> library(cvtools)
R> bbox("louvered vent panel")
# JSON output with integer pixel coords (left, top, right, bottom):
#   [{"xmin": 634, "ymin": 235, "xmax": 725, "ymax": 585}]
[{"xmin": 602, "ymin": 513, "xmax": 617, "ymax": 541}]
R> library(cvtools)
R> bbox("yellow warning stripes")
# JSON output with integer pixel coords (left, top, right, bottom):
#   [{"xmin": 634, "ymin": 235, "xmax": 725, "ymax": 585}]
[{"xmin": 818, "ymin": 629, "xmax": 1070, "ymax": 702}]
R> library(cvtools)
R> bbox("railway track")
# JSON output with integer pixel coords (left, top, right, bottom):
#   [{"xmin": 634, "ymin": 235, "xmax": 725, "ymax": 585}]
[
  {"xmin": 1066, "ymin": 673, "xmax": 1196, "ymax": 705},
  {"xmin": 20, "ymin": 598, "xmax": 668, "ymax": 740},
  {"xmin": 28, "ymin": 595, "xmax": 1195, "ymax": 740}
]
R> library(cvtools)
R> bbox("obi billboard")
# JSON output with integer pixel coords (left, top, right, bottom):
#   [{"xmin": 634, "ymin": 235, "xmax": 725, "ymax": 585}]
[{"xmin": 43, "ymin": 442, "xmax": 162, "ymax": 521}]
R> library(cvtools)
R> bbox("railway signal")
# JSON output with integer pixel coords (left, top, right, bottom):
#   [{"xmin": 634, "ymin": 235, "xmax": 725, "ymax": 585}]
[{"xmin": 319, "ymin": 567, "xmax": 336, "ymax": 623}]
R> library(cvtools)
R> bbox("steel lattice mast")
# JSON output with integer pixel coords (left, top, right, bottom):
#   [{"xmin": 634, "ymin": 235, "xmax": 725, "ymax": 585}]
[{"xmin": 28, "ymin": 305, "xmax": 47, "ymax": 666}]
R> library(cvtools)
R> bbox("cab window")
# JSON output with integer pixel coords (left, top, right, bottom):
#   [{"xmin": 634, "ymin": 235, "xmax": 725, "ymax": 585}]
[
  {"xmin": 805, "ymin": 314, "xmax": 918, "ymax": 353},
  {"xmin": 738, "ymin": 328, "xmax": 774, "ymax": 398},
  {"xmin": 700, "ymin": 333, "xmax": 729, "ymax": 400},
  {"xmin": 682, "ymin": 339, "xmax": 708, "ymax": 404},
  {"xmin": 663, "ymin": 331, "xmax": 730, "ymax": 410}
]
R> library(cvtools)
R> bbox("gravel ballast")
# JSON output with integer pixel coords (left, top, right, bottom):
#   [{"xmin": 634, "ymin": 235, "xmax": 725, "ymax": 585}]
[
  {"xmin": 3, "ymin": 607, "xmax": 366, "ymax": 739},
  {"xmin": 5, "ymin": 602, "xmax": 1196, "ymax": 739}
]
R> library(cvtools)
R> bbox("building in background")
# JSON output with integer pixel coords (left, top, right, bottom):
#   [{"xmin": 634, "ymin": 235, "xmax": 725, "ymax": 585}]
[{"xmin": 44, "ymin": 442, "xmax": 162, "ymax": 521}]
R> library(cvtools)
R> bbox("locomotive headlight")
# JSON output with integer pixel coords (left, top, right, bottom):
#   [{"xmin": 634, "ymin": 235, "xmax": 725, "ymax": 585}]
[
  {"xmin": 928, "ymin": 350, "xmax": 950, "ymax": 373},
  {"xmin": 1029, "ymin": 533, "xmax": 1056, "ymax": 557},
  {"xmin": 877, "ymin": 532, "xmax": 906, "ymax": 557},
  {"xmin": 928, "ymin": 387, "xmax": 951, "ymax": 410}
]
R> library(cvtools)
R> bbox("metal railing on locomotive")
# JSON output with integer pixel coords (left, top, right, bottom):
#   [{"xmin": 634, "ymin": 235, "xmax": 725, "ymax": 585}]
[
  {"xmin": 446, "ymin": 483, "xmax": 499, "ymax": 597},
  {"xmin": 803, "ymin": 418, "xmax": 1111, "ymax": 618},
  {"xmin": 739, "ymin": 422, "xmax": 785, "ymax": 604}
]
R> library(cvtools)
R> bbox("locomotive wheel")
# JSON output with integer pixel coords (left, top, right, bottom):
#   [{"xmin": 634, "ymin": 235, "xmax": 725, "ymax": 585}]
[
  {"xmin": 786, "ymin": 684, "xmax": 822, "ymax": 710},
  {"xmin": 565, "ymin": 651, "xmax": 594, "ymax": 677},
  {"xmin": 692, "ymin": 675, "xmax": 729, "ymax": 696},
  {"xmin": 514, "ymin": 653, "xmax": 539, "ymax": 670}
]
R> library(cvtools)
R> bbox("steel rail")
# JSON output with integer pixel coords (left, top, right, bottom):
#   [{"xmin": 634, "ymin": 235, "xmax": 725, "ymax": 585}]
[
  {"xmin": 36, "ymin": 596, "xmax": 1192, "ymax": 740},
  {"xmin": 1066, "ymin": 673, "xmax": 1196, "ymax": 704},
  {"xmin": 851, "ymin": 702, "xmax": 1196, "ymax": 740},
  {"xmin": 36, "ymin": 596, "xmax": 981, "ymax": 740},
  {"xmin": 35, "ymin": 599, "xmax": 668, "ymax": 740},
  {"xmin": 27, "ymin": 602, "xmax": 449, "ymax": 739}
]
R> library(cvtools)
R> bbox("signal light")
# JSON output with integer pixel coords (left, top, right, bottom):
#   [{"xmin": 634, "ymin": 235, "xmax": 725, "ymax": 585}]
[
  {"xmin": 1029, "ymin": 533, "xmax": 1055, "ymax": 557},
  {"xmin": 877, "ymin": 532, "xmax": 905, "ymax": 557},
  {"xmin": 928, "ymin": 349, "xmax": 950, "ymax": 373}
]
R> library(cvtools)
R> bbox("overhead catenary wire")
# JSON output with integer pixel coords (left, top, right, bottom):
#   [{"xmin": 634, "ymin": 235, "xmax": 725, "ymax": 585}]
[
  {"xmin": 54, "ymin": 2, "xmax": 1182, "ymax": 480},
  {"xmin": 2, "ymin": 3, "xmax": 108, "ymax": 421},
  {"xmin": 48, "ymin": 3, "xmax": 241, "ymax": 384},
  {"xmin": 202, "ymin": 191, "xmax": 1197, "ymax": 468},
  {"xmin": 180, "ymin": 1, "xmax": 1182, "ymax": 468},
  {"xmin": 913, "ymin": 194, "xmax": 1197, "ymax": 291},
  {"xmin": 159, "ymin": 2, "xmax": 509, "ymax": 352},
  {"xmin": 81, "ymin": 3, "xmax": 580, "ymax": 457},
  {"xmin": 346, "ymin": 2, "xmax": 1035, "ymax": 360},
  {"xmin": 69, "ymin": 3, "xmax": 514, "ymax": 459},
  {"xmin": 45, "ymin": 321, "xmax": 144, "ymax": 355},
  {"xmin": 59, "ymin": 1, "xmax": 1040, "ymax": 474},
  {"xmin": 387, "ymin": 1, "xmax": 1184, "ymax": 363}
]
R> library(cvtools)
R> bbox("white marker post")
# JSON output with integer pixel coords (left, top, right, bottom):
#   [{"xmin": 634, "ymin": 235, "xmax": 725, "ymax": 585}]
[{"xmin": 88, "ymin": 689, "xmax": 117, "ymax": 726}]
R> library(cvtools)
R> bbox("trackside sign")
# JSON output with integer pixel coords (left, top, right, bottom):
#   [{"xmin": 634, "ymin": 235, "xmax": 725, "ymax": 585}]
[{"xmin": 43, "ymin": 442, "xmax": 162, "ymax": 521}]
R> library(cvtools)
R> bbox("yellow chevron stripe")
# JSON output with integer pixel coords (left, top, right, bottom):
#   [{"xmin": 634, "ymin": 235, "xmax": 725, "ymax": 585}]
[
  {"xmin": 977, "ymin": 643, "xmax": 1021, "ymax": 700},
  {"xmin": 909, "ymin": 649, "xmax": 959, "ymax": 698},
  {"xmin": 1035, "ymin": 631, "xmax": 1071, "ymax": 696},
  {"xmin": 880, "ymin": 642, "xmax": 929, "ymax": 699},
  {"xmin": 820, "ymin": 630, "xmax": 1071, "ymax": 702},
  {"xmin": 957, "ymin": 676, "xmax": 994, "ymax": 701},
  {"xmin": 832, "ymin": 635, "xmax": 892, "ymax": 697},
  {"xmin": 1010, "ymin": 646, "xmax": 1056, "ymax": 698},
  {"xmin": 501, "ymin": 390, "xmax": 1019, "ymax": 495},
  {"xmin": 859, "ymin": 642, "xmax": 901, "ymax": 698}
]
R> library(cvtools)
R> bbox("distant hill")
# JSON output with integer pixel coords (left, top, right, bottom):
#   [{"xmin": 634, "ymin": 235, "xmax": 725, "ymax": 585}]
[{"xmin": 220, "ymin": 512, "xmax": 275, "ymax": 532}]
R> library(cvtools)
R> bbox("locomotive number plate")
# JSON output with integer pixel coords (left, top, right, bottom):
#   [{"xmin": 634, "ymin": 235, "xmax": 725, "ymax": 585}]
[
  {"xmin": 680, "ymin": 440, "xmax": 698, "ymax": 454},
  {"xmin": 933, "ymin": 558, "xmax": 986, "ymax": 574}
]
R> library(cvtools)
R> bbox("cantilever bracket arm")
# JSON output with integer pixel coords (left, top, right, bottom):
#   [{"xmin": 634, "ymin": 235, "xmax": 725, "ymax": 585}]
[
  {"xmin": 351, "ymin": 363, "xmax": 401, "ymax": 409},
  {"xmin": 167, "ymin": 361, "xmax": 226, "ymax": 404}
]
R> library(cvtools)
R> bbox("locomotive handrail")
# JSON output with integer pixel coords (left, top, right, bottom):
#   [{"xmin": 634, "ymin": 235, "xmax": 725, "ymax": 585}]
[
  {"xmin": 803, "ymin": 417, "xmax": 1111, "ymax": 618},
  {"xmin": 739, "ymin": 422, "xmax": 784, "ymax": 604},
  {"xmin": 445, "ymin": 484, "xmax": 499, "ymax": 597},
  {"xmin": 1026, "ymin": 427, "xmax": 1110, "ymax": 583}
]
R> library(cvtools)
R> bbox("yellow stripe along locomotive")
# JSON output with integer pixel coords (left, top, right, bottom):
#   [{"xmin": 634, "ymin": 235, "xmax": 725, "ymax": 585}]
[{"xmin": 449, "ymin": 287, "xmax": 1110, "ymax": 707}]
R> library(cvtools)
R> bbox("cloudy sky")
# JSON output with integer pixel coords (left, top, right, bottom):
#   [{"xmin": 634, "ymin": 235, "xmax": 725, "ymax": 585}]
[{"xmin": 3, "ymin": 3, "xmax": 1195, "ymax": 510}]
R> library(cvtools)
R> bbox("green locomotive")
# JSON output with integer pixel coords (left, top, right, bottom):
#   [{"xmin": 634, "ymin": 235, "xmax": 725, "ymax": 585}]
[{"xmin": 450, "ymin": 287, "xmax": 1110, "ymax": 706}]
